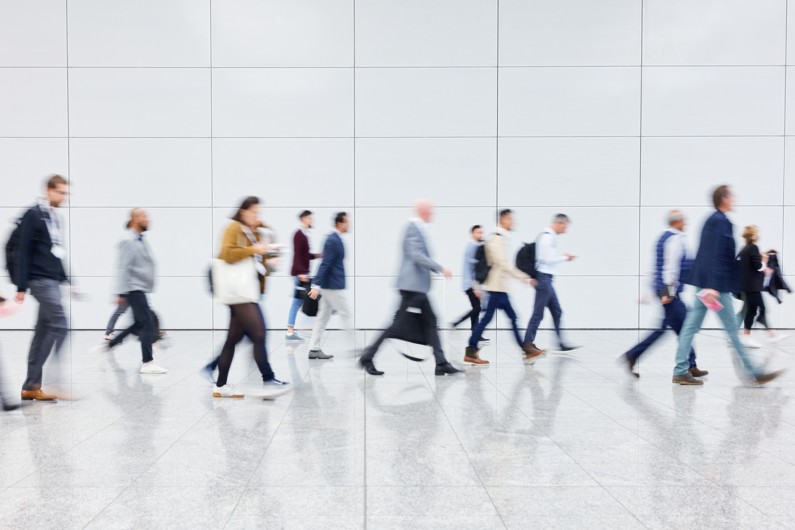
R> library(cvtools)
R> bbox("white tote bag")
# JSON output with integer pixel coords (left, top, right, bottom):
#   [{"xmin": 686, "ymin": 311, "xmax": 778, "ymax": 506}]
[{"xmin": 211, "ymin": 258, "xmax": 260, "ymax": 305}]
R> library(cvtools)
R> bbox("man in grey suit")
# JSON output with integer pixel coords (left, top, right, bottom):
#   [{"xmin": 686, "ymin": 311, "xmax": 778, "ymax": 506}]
[{"xmin": 359, "ymin": 199, "xmax": 461, "ymax": 376}]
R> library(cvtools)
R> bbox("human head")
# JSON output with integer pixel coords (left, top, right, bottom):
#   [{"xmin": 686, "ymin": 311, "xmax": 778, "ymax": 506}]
[
  {"xmin": 742, "ymin": 225, "xmax": 759, "ymax": 244},
  {"xmin": 299, "ymin": 209, "xmax": 313, "ymax": 229},
  {"xmin": 499, "ymin": 209, "xmax": 514, "ymax": 231},
  {"xmin": 415, "ymin": 199, "xmax": 434, "ymax": 223},
  {"xmin": 471, "ymin": 224, "xmax": 483, "ymax": 242},
  {"xmin": 551, "ymin": 213, "xmax": 570, "ymax": 235},
  {"xmin": 46, "ymin": 174, "xmax": 68, "ymax": 208},
  {"xmin": 667, "ymin": 209, "xmax": 685, "ymax": 232},
  {"xmin": 232, "ymin": 196, "xmax": 260, "ymax": 228},
  {"xmin": 335, "ymin": 211, "xmax": 349, "ymax": 234},
  {"xmin": 712, "ymin": 185, "xmax": 733, "ymax": 212},
  {"xmin": 128, "ymin": 208, "xmax": 150, "ymax": 233}
]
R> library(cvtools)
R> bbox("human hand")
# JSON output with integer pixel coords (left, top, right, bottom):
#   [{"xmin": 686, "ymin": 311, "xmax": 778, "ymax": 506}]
[
  {"xmin": 308, "ymin": 288, "xmax": 319, "ymax": 300},
  {"xmin": 661, "ymin": 296, "xmax": 673, "ymax": 305},
  {"xmin": 298, "ymin": 274, "xmax": 309, "ymax": 283},
  {"xmin": 565, "ymin": 253, "xmax": 576, "ymax": 261},
  {"xmin": 252, "ymin": 243, "xmax": 268, "ymax": 255},
  {"xmin": 15, "ymin": 292, "xmax": 25, "ymax": 304},
  {"xmin": 441, "ymin": 268, "xmax": 452, "ymax": 279}
]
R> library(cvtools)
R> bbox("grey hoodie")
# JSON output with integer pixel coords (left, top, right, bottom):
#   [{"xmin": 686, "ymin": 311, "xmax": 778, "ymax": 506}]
[{"xmin": 116, "ymin": 230, "xmax": 156, "ymax": 294}]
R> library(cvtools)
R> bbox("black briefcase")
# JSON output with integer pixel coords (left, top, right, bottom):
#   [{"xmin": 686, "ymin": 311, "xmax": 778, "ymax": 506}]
[{"xmin": 393, "ymin": 307, "xmax": 427, "ymax": 345}]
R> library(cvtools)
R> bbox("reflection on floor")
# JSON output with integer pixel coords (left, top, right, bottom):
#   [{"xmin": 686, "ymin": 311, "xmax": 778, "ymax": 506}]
[{"xmin": 0, "ymin": 329, "xmax": 793, "ymax": 529}]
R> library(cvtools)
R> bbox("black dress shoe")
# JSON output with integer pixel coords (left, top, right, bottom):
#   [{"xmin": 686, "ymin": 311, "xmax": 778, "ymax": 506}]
[
  {"xmin": 621, "ymin": 353, "xmax": 639, "ymax": 378},
  {"xmin": 435, "ymin": 362, "xmax": 462, "ymax": 376},
  {"xmin": 359, "ymin": 358, "xmax": 384, "ymax": 376}
]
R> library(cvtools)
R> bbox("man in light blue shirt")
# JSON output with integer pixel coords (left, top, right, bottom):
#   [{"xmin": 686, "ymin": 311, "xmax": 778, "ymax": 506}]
[{"xmin": 451, "ymin": 225, "xmax": 488, "ymax": 338}]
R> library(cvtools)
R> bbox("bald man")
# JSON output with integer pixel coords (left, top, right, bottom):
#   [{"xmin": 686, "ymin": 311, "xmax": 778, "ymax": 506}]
[
  {"xmin": 104, "ymin": 209, "xmax": 167, "ymax": 374},
  {"xmin": 359, "ymin": 200, "xmax": 461, "ymax": 376}
]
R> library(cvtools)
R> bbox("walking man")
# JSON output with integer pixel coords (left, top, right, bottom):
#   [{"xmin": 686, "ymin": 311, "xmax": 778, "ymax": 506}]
[
  {"xmin": 672, "ymin": 186, "xmax": 782, "ymax": 385},
  {"xmin": 286, "ymin": 210, "xmax": 321, "ymax": 341},
  {"xmin": 306, "ymin": 212, "xmax": 352, "ymax": 360},
  {"xmin": 621, "ymin": 210, "xmax": 708, "ymax": 378},
  {"xmin": 466, "ymin": 210, "xmax": 543, "ymax": 365},
  {"xmin": 524, "ymin": 214, "xmax": 579, "ymax": 353},
  {"xmin": 14, "ymin": 175, "xmax": 70, "ymax": 401},
  {"xmin": 451, "ymin": 224, "xmax": 488, "ymax": 338},
  {"xmin": 105, "ymin": 209, "xmax": 167, "ymax": 374},
  {"xmin": 359, "ymin": 199, "xmax": 461, "ymax": 377}
]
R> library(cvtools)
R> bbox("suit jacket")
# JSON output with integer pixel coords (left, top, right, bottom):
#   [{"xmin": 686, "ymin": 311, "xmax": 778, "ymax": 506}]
[
  {"xmin": 313, "ymin": 231, "xmax": 345, "ymax": 290},
  {"xmin": 396, "ymin": 221, "xmax": 441, "ymax": 294},
  {"xmin": 687, "ymin": 210, "xmax": 739, "ymax": 293},
  {"xmin": 738, "ymin": 243, "xmax": 764, "ymax": 293}
]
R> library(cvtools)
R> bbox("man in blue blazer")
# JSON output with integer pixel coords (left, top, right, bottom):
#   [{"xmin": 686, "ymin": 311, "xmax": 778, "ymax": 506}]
[
  {"xmin": 307, "ymin": 212, "xmax": 351, "ymax": 359},
  {"xmin": 672, "ymin": 186, "xmax": 783, "ymax": 385},
  {"xmin": 359, "ymin": 199, "xmax": 461, "ymax": 376}
]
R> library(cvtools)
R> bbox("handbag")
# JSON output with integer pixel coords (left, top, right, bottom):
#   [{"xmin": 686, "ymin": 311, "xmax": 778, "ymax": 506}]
[
  {"xmin": 302, "ymin": 290, "xmax": 321, "ymax": 317},
  {"xmin": 211, "ymin": 258, "xmax": 260, "ymax": 305},
  {"xmin": 393, "ymin": 306, "xmax": 428, "ymax": 345}
]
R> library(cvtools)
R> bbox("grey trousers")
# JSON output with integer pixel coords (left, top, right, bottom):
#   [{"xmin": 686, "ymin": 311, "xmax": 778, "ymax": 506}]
[{"xmin": 24, "ymin": 278, "xmax": 68, "ymax": 391}]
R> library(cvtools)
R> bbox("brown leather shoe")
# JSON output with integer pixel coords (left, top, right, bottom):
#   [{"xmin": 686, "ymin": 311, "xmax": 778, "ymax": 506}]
[
  {"xmin": 464, "ymin": 347, "xmax": 489, "ymax": 365},
  {"xmin": 689, "ymin": 366, "xmax": 709, "ymax": 377},
  {"xmin": 522, "ymin": 341, "xmax": 545, "ymax": 356},
  {"xmin": 21, "ymin": 389, "xmax": 57, "ymax": 401},
  {"xmin": 755, "ymin": 370, "xmax": 785, "ymax": 385}
]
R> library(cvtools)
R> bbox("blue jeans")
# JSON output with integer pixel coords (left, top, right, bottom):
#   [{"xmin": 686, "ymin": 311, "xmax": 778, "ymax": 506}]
[
  {"xmin": 524, "ymin": 273, "xmax": 563, "ymax": 345},
  {"xmin": 287, "ymin": 276, "xmax": 304, "ymax": 328},
  {"xmin": 673, "ymin": 291, "xmax": 759, "ymax": 377},
  {"xmin": 468, "ymin": 292, "xmax": 523, "ymax": 349},
  {"xmin": 626, "ymin": 297, "xmax": 697, "ymax": 367}
]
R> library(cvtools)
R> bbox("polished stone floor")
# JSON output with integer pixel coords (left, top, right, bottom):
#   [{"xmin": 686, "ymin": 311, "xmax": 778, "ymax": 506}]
[{"xmin": 0, "ymin": 328, "xmax": 793, "ymax": 529}]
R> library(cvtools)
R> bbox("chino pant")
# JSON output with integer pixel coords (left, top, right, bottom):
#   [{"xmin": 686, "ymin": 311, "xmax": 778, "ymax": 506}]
[
  {"xmin": 23, "ymin": 278, "xmax": 68, "ymax": 391},
  {"xmin": 308, "ymin": 289, "xmax": 352, "ymax": 351},
  {"xmin": 524, "ymin": 272, "xmax": 563, "ymax": 345}
]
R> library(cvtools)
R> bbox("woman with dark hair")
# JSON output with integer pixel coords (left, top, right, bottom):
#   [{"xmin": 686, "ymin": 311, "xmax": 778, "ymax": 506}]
[
  {"xmin": 738, "ymin": 225, "xmax": 786, "ymax": 347},
  {"xmin": 210, "ymin": 196, "xmax": 290, "ymax": 399}
]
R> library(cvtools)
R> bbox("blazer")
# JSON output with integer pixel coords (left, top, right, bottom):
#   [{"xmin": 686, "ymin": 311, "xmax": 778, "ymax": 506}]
[
  {"xmin": 687, "ymin": 210, "xmax": 739, "ymax": 293},
  {"xmin": 14, "ymin": 204, "xmax": 67, "ymax": 292},
  {"xmin": 765, "ymin": 253, "xmax": 792, "ymax": 303},
  {"xmin": 396, "ymin": 221, "xmax": 442, "ymax": 294},
  {"xmin": 480, "ymin": 227, "xmax": 530, "ymax": 293},
  {"xmin": 116, "ymin": 230, "xmax": 156, "ymax": 295},
  {"xmin": 313, "ymin": 231, "xmax": 345, "ymax": 290},
  {"xmin": 738, "ymin": 243, "xmax": 764, "ymax": 293},
  {"xmin": 218, "ymin": 220, "xmax": 270, "ymax": 294}
]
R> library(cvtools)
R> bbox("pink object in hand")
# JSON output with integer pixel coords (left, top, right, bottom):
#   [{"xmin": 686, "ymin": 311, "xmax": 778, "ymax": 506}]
[
  {"xmin": 0, "ymin": 303, "xmax": 20, "ymax": 318},
  {"xmin": 697, "ymin": 290, "xmax": 724, "ymax": 312}
]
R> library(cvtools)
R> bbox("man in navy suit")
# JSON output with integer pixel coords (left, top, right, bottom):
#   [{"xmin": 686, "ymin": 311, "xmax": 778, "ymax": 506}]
[
  {"xmin": 358, "ymin": 199, "xmax": 461, "ymax": 377},
  {"xmin": 307, "ymin": 212, "xmax": 352, "ymax": 360},
  {"xmin": 672, "ymin": 186, "xmax": 783, "ymax": 385}
]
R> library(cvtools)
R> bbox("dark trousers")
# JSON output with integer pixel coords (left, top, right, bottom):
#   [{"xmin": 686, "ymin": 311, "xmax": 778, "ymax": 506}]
[
  {"xmin": 741, "ymin": 291, "xmax": 768, "ymax": 330},
  {"xmin": 109, "ymin": 291, "xmax": 154, "ymax": 363},
  {"xmin": 361, "ymin": 290, "xmax": 446, "ymax": 364},
  {"xmin": 524, "ymin": 273, "xmax": 563, "ymax": 345},
  {"xmin": 626, "ymin": 296, "xmax": 696, "ymax": 367},
  {"xmin": 24, "ymin": 278, "xmax": 68, "ymax": 391},
  {"xmin": 452, "ymin": 288, "xmax": 481, "ymax": 330},
  {"xmin": 215, "ymin": 302, "xmax": 274, "ymax": 387},
  {"xmin": 105, "ymin": 299, "xmax": 130, "ymax": 334},
  {"xmin": 468, "ymin": 291, "xmax": 523, "ymax": 349}
]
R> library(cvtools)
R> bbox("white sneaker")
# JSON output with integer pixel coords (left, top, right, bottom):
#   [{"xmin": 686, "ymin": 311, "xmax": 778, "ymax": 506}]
[
  {"xmin": 140, "ymin": 361, "xmax": 168, "ymax": 374},
  {"xmin": 769, "ymin": 334, "xmax": 789, "ymax": 344},
  {"xmin": 740, "ymin": 336, "xmax": 762, "ymax": 349},
  {"xmin": 212, "ymin": 384, "xmax": 244, "ymax": 398}
]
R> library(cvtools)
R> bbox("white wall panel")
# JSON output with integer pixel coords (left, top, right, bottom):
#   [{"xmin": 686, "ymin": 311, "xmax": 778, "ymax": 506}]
[
  {"xmin": 213, "ymin": 68, "xmax": 353, "ymax": 137},
  {"xmin": 642, "ymin": 67, "xmax": 785, "ymax": 136},
  {"xmin": 643, "ymin": 0, "xmax": 786, "ymax": 66},
  {"xmin": 0, "ymin": 69, "xmax": 67, "ymax": 137},
  {"xmin": 69, "ymin": 139, "xmax": 211, "ymax": 207},
  {"xmin": 355, "ymin": 0, "xmax": 496, "ymax": 67},
  {"xmin": 499, "ymin": 138, "xmax": 640, "ymax": 206},
  {"xmin": 0, "ymin": 0, "xmax": 66, "ymax": 66},
  {"xmin": 68, "ymin": 0, "xmax": 210, "ymax": 67},
  {"xmin": 500, "ymin": 0, "xmax": 641, "ymax": 66},
  {"xmin": 213, "ymin": 0, "xmax": 353, "ymax": 67},
  {"xmin": 212, "ymin": 139, "xmax": 354, "ymax": 208},
  {"xmin": 499, "ymin": 67, "xmax": 640, "ymax": 136},
  {"xmin": 69, "ymin": 69, "xmax": 211, "ymax": 137},
  {"xmin": 355, "ymin": 68, "xmax": 497, "ymax": 137},
  {"xmin": 356, "ymin": 138, "xmax": 496, "ymax": 207},
  {"xmin": 0, "ymin": 139, "xmax": 69, "ymax": 207}
]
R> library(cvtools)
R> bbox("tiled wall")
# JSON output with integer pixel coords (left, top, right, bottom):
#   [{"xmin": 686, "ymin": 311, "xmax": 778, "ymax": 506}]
[{"xmin": 1, "ymin": 0, "xmax": 793, "ymax": 331}]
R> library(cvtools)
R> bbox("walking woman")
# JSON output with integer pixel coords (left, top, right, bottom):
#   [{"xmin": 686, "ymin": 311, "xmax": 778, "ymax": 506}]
[
  {"xmin": 211, "ymin": 196, "xmax": 290, "ymax": 399},
  {"xmin": 738, "ymin": 225, "xmax": 785, "ymax": 348}
]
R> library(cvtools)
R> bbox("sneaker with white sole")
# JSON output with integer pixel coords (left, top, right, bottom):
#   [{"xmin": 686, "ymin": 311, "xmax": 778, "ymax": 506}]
[
  {"xmin": 213, "ymin": 384, "xmax": 244, "ymax": 398},
  {"xmin": 140, "ymin": 361, "xmax": 168, "ymax": 374},
  {"xmin": 285, "ymin": 333, "xmax": 305, "ymax": 342},
  {"xmin": 740, "ymin": 336, "xmax": 762, "ymax": 349}
]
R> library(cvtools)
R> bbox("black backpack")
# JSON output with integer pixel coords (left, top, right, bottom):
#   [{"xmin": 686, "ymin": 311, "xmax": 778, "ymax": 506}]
[
  {"xmin": 516, "ymin": 233, "xmax": 545, "ymax": 279},
  {"xmin": 473, "ymin": 244, "xmax": 490, "ymax": 284},
  {"xmin": 4, "ymin": 217, "xmax": 23, "ymax": 287}
]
